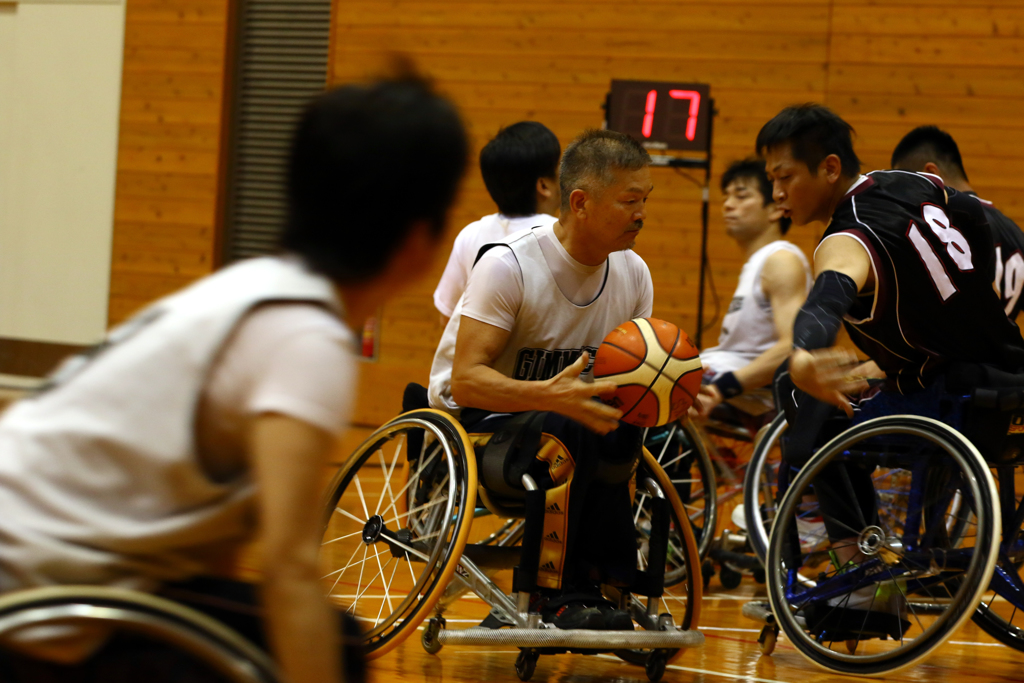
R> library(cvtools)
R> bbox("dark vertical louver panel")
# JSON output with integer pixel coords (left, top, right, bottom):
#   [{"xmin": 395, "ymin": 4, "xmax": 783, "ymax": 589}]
[{"xmin": 223, "ymin": 0, "xmax": 332, "ymax": 262}]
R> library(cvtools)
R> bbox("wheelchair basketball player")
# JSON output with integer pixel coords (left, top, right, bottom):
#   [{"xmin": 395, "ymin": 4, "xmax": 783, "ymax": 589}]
[
  {"xmin": 757, "ymin": 104, "xmax": 1024, "ymax": 624},
  {"xmin": 693, "ymin": 158, "xmax": 811, "ymax": 423},
  {"xmin": 433, "ymin": 121, "xmax": 562, "ymax": 329},
  {"xmin": 891, "ymin": 125, "xmax": 1024, "ymax": 321},
  {"xmin": 428, "ymin": 129, "xmax": 654, "ymax": 630},
  {"xmin": 0, "ymin": 75, "xmax": 467, "ymax": 683}
]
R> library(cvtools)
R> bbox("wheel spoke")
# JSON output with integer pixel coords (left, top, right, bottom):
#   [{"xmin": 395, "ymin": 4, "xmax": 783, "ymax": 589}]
[
  {"xmin": 387, "ymin": 534, "xmax": 432, "ymax": 562},
  {"xmin": 322, "ymin": 529, "xmax": 365, "ymax": 547},
  {"xmin": 380, "ymin": 443, "xmax": 442, "ymax": 521},
  {"xmin": 374, "ymin": 436, "xmax": 405, "ymax": 518},
  {"xmin": 374, "ymin": 557, "xmax": 398, "ymax": 625},
  {"xmin": 353, "ymin": 475, "xmax": 371, "ymax": 521},
  {"xmin": 349, "ymin": 546, "xmax": 370, "ymax": 613}
]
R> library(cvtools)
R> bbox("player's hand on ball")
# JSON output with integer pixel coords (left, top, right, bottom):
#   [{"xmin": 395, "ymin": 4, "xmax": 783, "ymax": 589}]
[
  {"xmin": 545, "ymin": 351, "xmax": 623, "ymax": 435},
  {"xmin": 692, "ymin": 384, "xmax": 723, "ymax": 420},
  {"xmin": 790, "ymin": 347, "xmax": 870, "ymax": 417}
]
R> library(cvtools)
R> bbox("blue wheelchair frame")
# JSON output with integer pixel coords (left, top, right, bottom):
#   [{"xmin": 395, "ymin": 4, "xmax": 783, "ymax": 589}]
[{"xmin": 774, "ymin": 382, "xmax": 1024, "ymax": 639}]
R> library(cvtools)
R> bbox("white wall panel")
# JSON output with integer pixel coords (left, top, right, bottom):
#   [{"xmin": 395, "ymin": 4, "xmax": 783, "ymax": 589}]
[{"xmin": 0, "ymin": 1, "xmax": 125, "ymax": 344}]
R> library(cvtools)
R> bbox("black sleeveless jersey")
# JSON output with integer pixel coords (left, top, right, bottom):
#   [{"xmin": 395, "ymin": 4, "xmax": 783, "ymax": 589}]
[
  {"xmin": 822, "ymin": 170, "xmax": 1024, "ymax": 393},
  {"xmin": 975, "ymin": 194, "xmax": 1024, "ymax": 319}
]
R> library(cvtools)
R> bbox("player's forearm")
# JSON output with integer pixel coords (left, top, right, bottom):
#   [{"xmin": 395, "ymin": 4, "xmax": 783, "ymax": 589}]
[
  {"xmin": 734, "ymin": 338, "xmax": 793, "ymax": 390},
  {"xmin": 451, "ymin": 362, "xmax": 557, "ymax": 413},
  {"xmin": 262, "ymin": 565, "xmax": 343, "ymax": 683}
]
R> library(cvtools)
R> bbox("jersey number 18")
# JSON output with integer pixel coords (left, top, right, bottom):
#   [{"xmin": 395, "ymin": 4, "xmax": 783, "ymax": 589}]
[{"xmin": 907, "ymin": 204, "xmax": 973, "ymax": 302}]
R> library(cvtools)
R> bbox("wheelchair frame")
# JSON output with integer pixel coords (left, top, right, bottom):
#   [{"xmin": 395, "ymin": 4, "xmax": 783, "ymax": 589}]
[
  {"xmin": 320, "ymin": 409, "xmax": 705, "ymax": 682},
  {"xmin": 0, "ymin": 585, "xmax": 278, "ymax": 683},
  {"xmin": 744, "ymin": 391, "xmax": 1024, "ymax": 675}
]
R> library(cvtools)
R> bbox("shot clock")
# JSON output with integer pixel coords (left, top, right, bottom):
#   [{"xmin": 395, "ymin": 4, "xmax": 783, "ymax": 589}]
[{"xmin": 606, "ymin": 80, "xmax": 712, "ymax": 153}]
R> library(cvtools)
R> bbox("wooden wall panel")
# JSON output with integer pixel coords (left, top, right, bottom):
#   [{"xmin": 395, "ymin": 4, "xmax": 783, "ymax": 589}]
[
  {"xmin": 826, "ymin": 1, "xmax": 1024, "ymax": 227},
  {"xmin": 331, "ymin": 0, "xmax": 830, "ymax": 427},
  {"xmin": 108, "ymin": 0, "xmax": 1024, "ymax": 430},
  {"xmin": 109, "ymin": 0, "xmax": 232, "ymax": 325}
]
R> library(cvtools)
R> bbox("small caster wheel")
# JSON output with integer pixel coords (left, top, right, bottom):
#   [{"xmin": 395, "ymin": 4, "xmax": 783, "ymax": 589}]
[
  {"xmin": 846, "ymin": 639, "xmax": 858, "ymax": 654},
  {"xmin": 645, "ymin": 650, "xmax": 667, "ymax": 682},
  {"xmin": 421, "ymin": 616, "xmax": 444, "ymax": 655},
  {"xmin": 758, "ymin": 624, "xmax": 778, "ymax": 656},
  {"xmin": 515, "ymin": 649, "xmax": 538, "ymax": 681},
  {"xmin": 753, "ymin": 566, "xmax": 766, "ymax": 584},
  {"xmin": 701, "ymin": 560, "xmax": 714, "ymax": 589},
  {"xmin": 719, "ymin": 565, "xmax": 742, "ymax": 590}
]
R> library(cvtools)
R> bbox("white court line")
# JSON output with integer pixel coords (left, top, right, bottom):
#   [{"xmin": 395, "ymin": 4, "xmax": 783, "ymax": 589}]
[
  {"xmin": 701, "ymin": 626, "xmax": 761, "ymax": 633},
  {"xmin": 597, "ymin": 654, "xmax": 793, "ymax": 683},
  {"xmin": 948, "ymin": 640, "xmax": 1005, "ymax": 647},
  {"xmin": 703, "ymin": 593, "xmax": 761, "ymax": 601}
]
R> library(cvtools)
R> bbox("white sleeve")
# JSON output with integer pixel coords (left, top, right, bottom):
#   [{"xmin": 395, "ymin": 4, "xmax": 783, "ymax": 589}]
[
  {"xmin": 433, "ymin": 228, "xmax": 472, "ymax": 318},
  {"xmin": 630, "ymin": 252, "xmax": 655, "ymax": 319},
  {"xmin": 226, "ymin": 306, "xmax": 358, "ymax": 435},
  {"xmin": 460, "ymin": 247, "xmax": 523, "ymax": 331}
]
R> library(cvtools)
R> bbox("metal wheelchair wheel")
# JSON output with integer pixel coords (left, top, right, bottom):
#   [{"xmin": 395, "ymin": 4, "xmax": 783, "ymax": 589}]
[
  {"xmin": 744, "ymin": 414, "xmax": 787, "ymax": 564},
  {"xmin": 971, "ymin": 464, "xmax": 1024, "ymax": 651},
  {"xmin": 642, "ymin": 419, "xmax": 717, "ymax": 562},
  {"xmin": 0, "ymin": 586, "xmax": 277, "ymax": 683},
  {"xmin": 745, "ymin": 415, "xmax": 971, "ymax": 566},
  {"xmin": 766, "ymin": 415, "xmax": 999, "ymax": 676},
  {"xmin": 320, "ymin": 409, "xmax": 477, "ymax": 659},
  {"xmin": 614, "ymin": 447, "xmax": 702, "ymax": 668}
]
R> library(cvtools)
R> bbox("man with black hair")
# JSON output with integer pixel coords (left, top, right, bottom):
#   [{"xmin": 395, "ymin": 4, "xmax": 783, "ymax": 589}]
[
  {"xmin": 433, "ymin": 121, "xmax": 561, "ymax": 326},
  {"xmin": 694, "ymin": 159, "xmax": 811, "ymax": 419},
  {"xmin": 756, "ymin": 103, "xmax": 1024, "ymax": 623},
  {"xmin": 429, "ymin": 129, "xmax": 655, "ymax": 631},
  {"xmin": 0, "ymin": 76, "xmax": 467, "ymax": 683},
  {"xmin": 892, "ymin": 125, "xmax": 1024, "ymax": 320}
]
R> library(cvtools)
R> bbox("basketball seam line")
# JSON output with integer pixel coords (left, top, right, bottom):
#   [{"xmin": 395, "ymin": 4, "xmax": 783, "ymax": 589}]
[{"xmin": 620, "ymin": 321, "xmax": 679, "ymax": 424}]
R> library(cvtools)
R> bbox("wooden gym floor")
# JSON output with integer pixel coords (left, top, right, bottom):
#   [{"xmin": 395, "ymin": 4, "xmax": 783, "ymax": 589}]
[
  {"xmin": 367, "ymin": 581, "xmax": 1024, "ymax": 683},
  {"xmin": 321, "ymin": 448, "xmax": 1024, "ymax": 683}
]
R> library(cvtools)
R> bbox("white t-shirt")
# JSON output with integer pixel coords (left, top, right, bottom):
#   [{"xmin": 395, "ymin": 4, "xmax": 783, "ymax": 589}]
[
  {"xmin": 197, "ymin": 303, "xmax": 357, "ymax": 480},
  {"xmin": 433, "ymin": 212, "xmax": 558, "ymax": 318},
  {"xmin": 462, "ymin": 223, "xmax": 652, "ymax": 330},
  {"xmin": 700, "ymin": 241, "xmax": 811, "ymax": 375},
  {"xmin": 429, "ymin": 224, "xmax": 653, "ymax": 412},
  {"xmin": 0, "ymin": 257, "xmax": 357, "ymax": 592}
]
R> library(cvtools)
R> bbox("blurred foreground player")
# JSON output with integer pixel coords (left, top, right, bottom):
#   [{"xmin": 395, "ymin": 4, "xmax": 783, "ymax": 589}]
[
  {"xmin": 433, "ymin": 121, "xmax": 562, "ymax": 327},
  {"xmin": 891, "ymin": 125, "xmax": 1024, "ymax": 320},
  {"xmin": 757, "ymin": 104, "xmax": 1024, "ymax": 586},
  {"xmin": 0, "ymin": 76, "xmax": 467, "ymax": 683},
  {"xmin": 429, "ymin": 129, "xmax": 653, "ymax": 629},
  {"xmin": 694, "ymin": 159, "xmax": 811, "ymax": 419}
]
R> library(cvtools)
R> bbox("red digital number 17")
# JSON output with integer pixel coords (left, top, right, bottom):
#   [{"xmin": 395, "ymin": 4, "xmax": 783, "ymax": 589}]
[{"xmin": 641, "ymin": 89, "xmax": 701, "ymax": 141}]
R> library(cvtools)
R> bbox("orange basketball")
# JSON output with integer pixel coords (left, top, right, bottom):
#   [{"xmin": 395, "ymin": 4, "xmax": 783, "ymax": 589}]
[{"xmin": 593, "ymin": 318, "xmax": 703, "ymax": 428}]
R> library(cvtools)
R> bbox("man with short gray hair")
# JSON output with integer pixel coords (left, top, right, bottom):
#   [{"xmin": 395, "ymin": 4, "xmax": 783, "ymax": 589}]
[{"xmin": 428, "ymin": 129, "xmax": 655, "ymax": 629}]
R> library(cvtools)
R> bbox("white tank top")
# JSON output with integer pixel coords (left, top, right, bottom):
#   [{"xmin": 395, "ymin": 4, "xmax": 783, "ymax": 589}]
[
  {"xmin": 429, "ymin": 229, "xmax": 651, "ymax": 412},
  {"xmin": 0, "ymin": 256, "xmax": 340, "ymax": 590},
  {"xmin": 700, "ymin": 241, "xmax": 811, "ymax": 374}
]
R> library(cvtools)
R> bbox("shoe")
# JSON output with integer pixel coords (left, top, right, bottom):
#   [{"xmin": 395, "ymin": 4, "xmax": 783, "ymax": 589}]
[
  {"xmin": 732, "ymin": 504, "xmax": 749, "ymax": 532},
  {"xmin": 544, "ymin": 601, "xmax": 605, "ymax": 630},
  {"xmin": 795, "ymin": 514, "xmax": 827, "ymax": 553},
  {"xmin": 818, "ymin": 572, "xmax": 908, "ymax": 641},
  {"xmin": 596, "ymin": 603, "xmax": 635, "ymax": 631}
]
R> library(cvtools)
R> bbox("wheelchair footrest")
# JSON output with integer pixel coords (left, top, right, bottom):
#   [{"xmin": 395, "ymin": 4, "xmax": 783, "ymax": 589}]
[
  {"xmin": 436, "ymin": 626, "xmax": 703, "ymax": 649},
  {"xmin": 741, "ymin": 601, "xmax": 774, "ymax": 626}
]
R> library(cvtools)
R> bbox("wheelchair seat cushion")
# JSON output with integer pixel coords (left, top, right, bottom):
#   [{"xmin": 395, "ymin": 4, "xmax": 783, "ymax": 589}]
[{"xmin": 475, "ymin": 411, "xmax": 547, "ymax": 500}]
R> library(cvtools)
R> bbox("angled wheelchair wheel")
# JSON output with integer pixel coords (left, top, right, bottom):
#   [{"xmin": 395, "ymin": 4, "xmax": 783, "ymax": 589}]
[
  {"xmin": 744, "ymin": 414, "xmax": 787, "ymax": 564},
  {"xmin": 0, "ymin": 586, "xmax": 277, "ymax": 683},
  {"xmin": 614, "ymin": 446, "xmax": 702, "ymax": 668},
  {"xmin": 642, "ymin": 420, "xmax": 717, "ymax": 561},
  {"xmin": 766, "ymin": 415, "xmax": 999, "ymax": 676},
  {"xmin": 971, "ymin": 464, "xmax": 1024, "ymax": 651},
  {"xmin": 320, "ymin": 409, "xmax": 477, "ymax": 659}
]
